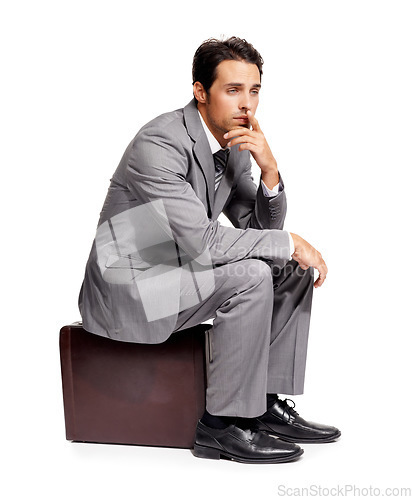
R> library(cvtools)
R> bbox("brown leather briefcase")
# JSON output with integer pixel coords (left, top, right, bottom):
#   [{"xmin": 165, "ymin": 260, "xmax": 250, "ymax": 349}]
[{"xmin": 59, "ymin": 322, "xmax": 209, "ymax": 448}]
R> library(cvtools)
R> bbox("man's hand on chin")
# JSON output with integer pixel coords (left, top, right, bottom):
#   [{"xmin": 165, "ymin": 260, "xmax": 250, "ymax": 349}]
[
  {"xmin": 290, "ymin": 233, "xmax": 328, "ymax": 288},
  {"xmin": 224, "ymin": 110, "xmax": 279, "ymax": 189}
]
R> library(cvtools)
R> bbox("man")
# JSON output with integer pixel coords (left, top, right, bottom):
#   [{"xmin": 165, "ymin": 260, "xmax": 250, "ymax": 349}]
[{"xmin": 79, "ymin": 36, "xmax": 340, "ymax": 464}]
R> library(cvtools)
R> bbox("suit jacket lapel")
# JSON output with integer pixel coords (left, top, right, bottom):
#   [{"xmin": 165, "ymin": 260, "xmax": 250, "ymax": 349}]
[
  {"xmin": 193, "ymin": 134, "xmax": 216, "ymax": 211},
  {"xmin": 183, "ymin": 100, "xmax": 215, "ymax": 214}
]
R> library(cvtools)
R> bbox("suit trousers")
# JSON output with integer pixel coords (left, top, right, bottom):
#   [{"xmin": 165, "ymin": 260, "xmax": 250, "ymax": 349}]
[{"xmin": 172, "ymin": 258, "xmax": 314, "ymax": 418}]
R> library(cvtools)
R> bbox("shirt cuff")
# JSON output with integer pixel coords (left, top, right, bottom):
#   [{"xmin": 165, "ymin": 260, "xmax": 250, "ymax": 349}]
[
  {"xmin": 288, "ymin": 232, "xmax": 295, "ymax": 258},
  {"xmin": 261, "ymin": 179, "xmax": 280, "ymax": 197}
]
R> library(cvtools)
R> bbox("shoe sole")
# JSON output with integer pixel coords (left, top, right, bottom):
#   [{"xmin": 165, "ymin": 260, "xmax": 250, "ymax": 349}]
[
  {"xmin": 192, "ymin": 444, "xmax": 304, "ymax": 464},
  {"xmin": 261, "ymin": 429, "xmax": 341, "ymax": 444}
]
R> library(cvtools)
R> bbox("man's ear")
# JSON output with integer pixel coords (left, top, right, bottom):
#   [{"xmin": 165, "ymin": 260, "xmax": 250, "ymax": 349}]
[{"xmin": 193, "ymin": 82, "xmax": 207, "ymax": 104}]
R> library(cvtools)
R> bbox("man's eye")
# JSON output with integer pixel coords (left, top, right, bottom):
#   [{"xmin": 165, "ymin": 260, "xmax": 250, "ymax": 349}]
[
  {"xmin": 251, "ymin": 90, "xmax": 260, "ymax": 95},
  {"xmin": 228, "ymin": 89, "xmax": 238, "ymax": 94}
]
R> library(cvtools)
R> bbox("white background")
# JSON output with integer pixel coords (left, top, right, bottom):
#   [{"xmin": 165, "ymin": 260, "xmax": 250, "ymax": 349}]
[{"xmin": 1, "ymin": 0, "xmax": 411, "ymax": 498}]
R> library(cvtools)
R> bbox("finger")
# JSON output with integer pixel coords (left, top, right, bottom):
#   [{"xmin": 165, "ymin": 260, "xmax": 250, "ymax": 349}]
[
  {"xmin": 227, "ymin": 135, "xmax": 259, "ymax": 148},
  {"xmin": 314, "ymin": 276, "xmax": 325, "ymax": 288},
  {"xmin": 247, "ymin": 110, "xmax": 260, "ymax": 131},
  {"xmin": 238, "ymin": 143, "xmax": 260, "ymax": 153},
  {"xmin": 314, "ymin": 269, "xmax": 327, "ymax": 288},
  {"xmin": 318, "ymin": 262, "xmax": 328, "ymax": 278},
  {"xmin": 224, "ymin": 128, "xmax": 255, "ymax": 140}
]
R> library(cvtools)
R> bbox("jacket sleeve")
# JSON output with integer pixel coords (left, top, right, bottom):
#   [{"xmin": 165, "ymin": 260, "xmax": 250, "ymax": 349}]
[
  {"xmin": 126, "ymin": 126, "xmax": 291, "ymax": 266},
  {"xmin": 223, "ymin": 161, "xmax": 287, "ymax": 230}
]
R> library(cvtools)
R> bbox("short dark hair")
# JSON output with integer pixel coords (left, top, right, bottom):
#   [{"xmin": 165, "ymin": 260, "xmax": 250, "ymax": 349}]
[{"xmin": 192, "ymin": 36, "xmax": 264, "ymax": 97}]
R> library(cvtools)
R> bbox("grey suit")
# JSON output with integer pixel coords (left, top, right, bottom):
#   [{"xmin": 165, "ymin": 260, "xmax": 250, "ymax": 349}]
[{"xmin": 79, "ymin": 99, "xmax": 314, "ymax": 417}]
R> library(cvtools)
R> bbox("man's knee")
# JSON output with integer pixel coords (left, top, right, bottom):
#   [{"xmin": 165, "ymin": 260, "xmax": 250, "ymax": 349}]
[
  {"xmin": 245, "ymin": 259, "xmax": 273, "ymax": 280},
  {"xmin": 213, "ymin": 259, "xmax": 275, "ymax": 302},
  {"xmin": 232, "ymin": 259, "xmax": 274, "ymax": 291}
]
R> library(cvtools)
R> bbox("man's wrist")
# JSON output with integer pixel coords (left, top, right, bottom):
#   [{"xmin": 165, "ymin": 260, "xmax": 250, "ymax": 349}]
[
  {"xmin": 261, "ymin": 165, "xmax": 279, "ymax": 191},
  {"xmin": 260, "ymin": 161, "xmax": 278, "ymax": 176}
]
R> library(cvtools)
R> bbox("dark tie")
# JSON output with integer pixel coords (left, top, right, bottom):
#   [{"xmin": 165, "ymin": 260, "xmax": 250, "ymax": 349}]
[{"xmin": 213, "ymin": 149, "xmax": 230, "ymax": 191}]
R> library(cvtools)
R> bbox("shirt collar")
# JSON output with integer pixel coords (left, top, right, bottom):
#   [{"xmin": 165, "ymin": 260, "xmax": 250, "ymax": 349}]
[{"xmin": 198, "ymin": 110, "xmax": 226, "ymax": 154}]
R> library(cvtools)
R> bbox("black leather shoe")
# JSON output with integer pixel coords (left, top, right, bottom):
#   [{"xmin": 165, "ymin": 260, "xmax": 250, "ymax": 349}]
[
  {"xmin": 255, "ymin": 396, "xmax": 341, "ymax": 443},
  {"xmin": 192, "ymin": 420, "xmax": 303, "ymax": 463}
]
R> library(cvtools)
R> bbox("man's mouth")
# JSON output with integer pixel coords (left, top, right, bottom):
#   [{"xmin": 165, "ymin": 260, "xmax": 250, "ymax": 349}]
[{"xmin": 234, "ymin": 116, "xmax": 249, "ymax": 124}]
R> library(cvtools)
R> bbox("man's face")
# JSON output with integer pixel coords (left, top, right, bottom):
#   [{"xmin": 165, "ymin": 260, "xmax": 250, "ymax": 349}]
[{"xmin": 197, "ymin": 59, "xmax": 261, "ymax": 146}]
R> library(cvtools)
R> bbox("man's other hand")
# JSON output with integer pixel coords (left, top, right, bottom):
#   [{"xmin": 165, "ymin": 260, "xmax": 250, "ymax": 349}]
[{"xmin": 290, "ymin": 233, "xmax": 328, "ymax": 288}]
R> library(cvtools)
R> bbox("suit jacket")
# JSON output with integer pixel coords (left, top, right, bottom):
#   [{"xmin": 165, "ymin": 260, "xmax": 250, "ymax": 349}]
[{"xmin": 79, "ymin": 99, "xmax": 290, "ymax": 343}]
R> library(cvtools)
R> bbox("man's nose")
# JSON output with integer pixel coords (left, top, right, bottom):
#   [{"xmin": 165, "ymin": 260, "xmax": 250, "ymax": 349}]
[{"xmin": 239, "ymin": 93, "xmax": 251, "ymax": 111}]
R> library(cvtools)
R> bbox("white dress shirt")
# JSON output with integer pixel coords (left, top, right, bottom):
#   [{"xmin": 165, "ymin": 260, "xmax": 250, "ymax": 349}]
[{"xmin": 198, "ymin": 111, "xmax": 295, "ymax": 257}]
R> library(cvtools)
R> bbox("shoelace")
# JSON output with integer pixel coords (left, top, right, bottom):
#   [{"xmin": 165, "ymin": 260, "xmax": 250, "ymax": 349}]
[{"xmin": 278, "ymin": 398, "xmax": 299, "ymax": 422}]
